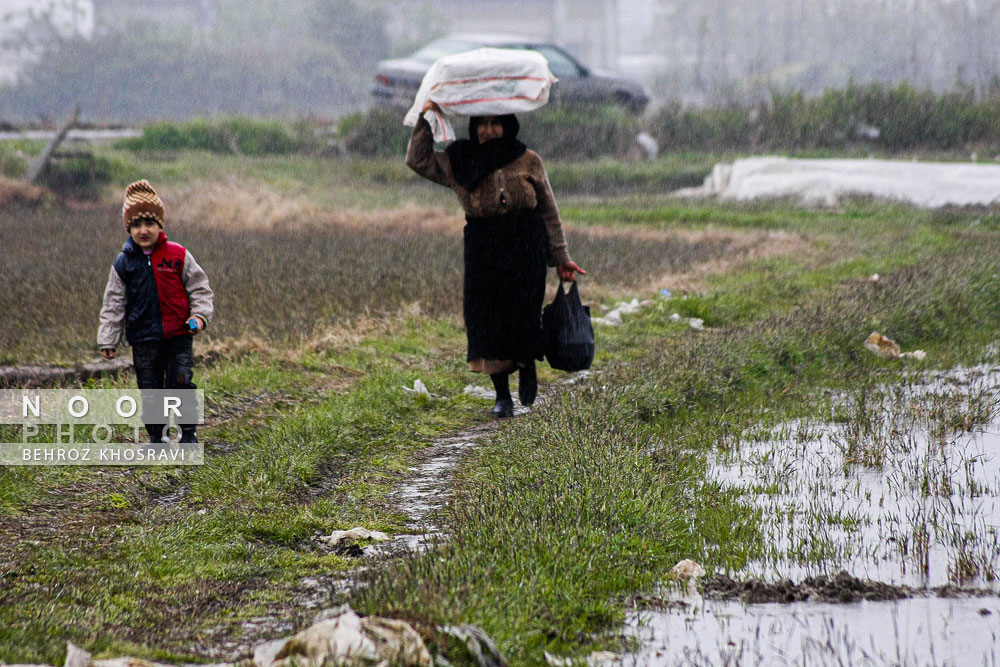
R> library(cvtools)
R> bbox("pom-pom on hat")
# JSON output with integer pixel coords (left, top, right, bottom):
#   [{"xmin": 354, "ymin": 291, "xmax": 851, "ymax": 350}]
[{"xmin": 122, "ymin": 179, "xmax": 165, "ymax": 231}]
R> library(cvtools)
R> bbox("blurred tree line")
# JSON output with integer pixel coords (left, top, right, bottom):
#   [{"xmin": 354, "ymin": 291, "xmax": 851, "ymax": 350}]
[
  {"xmin": 655, "ymin": 0, "xmax": 1000, "ymax": 106},
  {"xmin": 648, "ymin": 83, "xmax": 1000, "ymax": 152},
  {"xmin": 0, "ymin": 0, "xmax": 390, "ymax": 123}
]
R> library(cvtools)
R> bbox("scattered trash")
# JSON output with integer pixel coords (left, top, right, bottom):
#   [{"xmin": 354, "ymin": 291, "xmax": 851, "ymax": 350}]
[
  {"xmin": 56, "ymin": 641, "xmax": 210, "ymax": 667},
  {"xmin": 670, "ymin": 558, "xmax": 706, "ymax": 596},
  {"xmin": 403, "ymin": 379, "xmax": 436, "ymax": 398},
  {"xmin": 868, "ymin": 273, "xmax": 880, "ymax": 282},
  {"xmin": 463, "ymin": 384, "xmax": 496, "ymax": 400},
  {"xmin": 593, "ymin": 299, "xmax": 640, "ymax": 327},
  {"xmin": 864, "ymin": 331, "xmax": 901, "ymax": 359},
  {"xmin": 65, "ymin": 642, "xmax": 91, "ymax": 667},
  {"xmin": 635, "ymin": 132, "xmax": 659, "ymax": 160},
  {"xmin": 591, "ymin": 294, "xmax": 705, "ymax": 330},
  {"xmin": 438, "ymin": 625, "xmax": 509, "ymax": 667},
  {"xmin": 671, "ymin": 559, "xmax": 706, "ymax": 579},
  {"xmin": 864, "ymin": 332, "xmax": 926, "ymax": 361},
  {"xmin": 91, "ymin": 656, "xmax": 172, "ymax": 667},
  {"xmin": 319, "ymin": 527, "xmax": 390, "ymax": 547},
  {"xmin": 853, "ymin": 122, "xmax": 881, "ymax": 141},
  {"xmin": 669, "ymin": 312, "xmax": 705, "ymax": 330},
  {"xmin": 257, "ymin": 605, "xmax": 433, "ymax": 667},
  {"xmin": 545, "ymin": 650, "xmax": 621, "ymax": 666},
  {"xmin": 616, "ymin": 299, "xmax": 642, "ymax": 314},
  {"xmin": 593, "ymin": 310, "xmax": 623, "ymax": 327}
]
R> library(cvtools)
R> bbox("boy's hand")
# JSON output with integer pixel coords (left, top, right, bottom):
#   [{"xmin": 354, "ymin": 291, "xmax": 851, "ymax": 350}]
[
  {"xmin": 188, "ymin": 316, "xmax": 206, "ymax": 334},
  {"xmin": 102, "ymin": 349, "xmax": 115, "ymax": 360}
]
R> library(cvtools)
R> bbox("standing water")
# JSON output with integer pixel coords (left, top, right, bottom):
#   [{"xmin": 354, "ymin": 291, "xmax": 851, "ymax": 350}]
[{"xmin": 626, "ymin": 365, "xmax": 1000, "ymax": 665}]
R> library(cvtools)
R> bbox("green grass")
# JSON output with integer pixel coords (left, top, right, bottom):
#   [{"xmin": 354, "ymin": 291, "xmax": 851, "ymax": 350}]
[
  {"xmin": 353, "ymin": 386, "xmax": 761, "ymax": 662},
  {"xmin": 0, "ymin": 316, "xmax": 491, "ymax": 663},
  {"xmin": 3, "ymin": 148, "xmax": 1000, "ymax": 665}
]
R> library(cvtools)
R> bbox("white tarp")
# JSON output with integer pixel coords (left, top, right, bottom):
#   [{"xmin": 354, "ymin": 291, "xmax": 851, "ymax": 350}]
[
  {"xmin": 677, "ymin": 157, "xmax": 1000, "ymax": 208},
  {"xmin": 404, "ymin": 47, "xmax": 557, "ymax": 143}
]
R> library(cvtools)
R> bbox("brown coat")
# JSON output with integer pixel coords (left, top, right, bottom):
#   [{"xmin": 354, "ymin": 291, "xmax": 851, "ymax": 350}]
[{"xmin": 405, "ymin": 116, "xmax": 571, "ymax": 266}]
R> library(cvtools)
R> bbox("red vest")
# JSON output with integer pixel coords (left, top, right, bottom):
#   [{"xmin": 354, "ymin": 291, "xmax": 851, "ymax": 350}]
[{"xmin": 149, "ymin": 232, "xmax": 191, "ymax": 339}]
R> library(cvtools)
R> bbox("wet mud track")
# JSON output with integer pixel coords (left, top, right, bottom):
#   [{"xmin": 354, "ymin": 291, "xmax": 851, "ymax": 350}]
[{"xmin": 195, "ymin": 399, "xmax": 521, "ymax": 661}]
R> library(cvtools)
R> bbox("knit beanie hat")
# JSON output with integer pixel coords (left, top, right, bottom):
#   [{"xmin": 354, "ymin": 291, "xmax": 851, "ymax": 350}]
[{"xmin": 122, "ymin": 180, "xmax": 165, "ymax": 231}]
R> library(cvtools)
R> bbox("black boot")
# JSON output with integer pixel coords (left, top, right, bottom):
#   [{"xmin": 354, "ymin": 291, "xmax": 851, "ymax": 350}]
[
  {"xmin": 145, "ymin": 424, "xmax": 165, "ymax": 444},
  {"xmin": 491, "ymin": 397, "xmax": 514, "ymax": 418},
  {"xmin": 518, "ymin": 361, "xmax": 537, "ymax": 406},
  {"xmin": 490, "ymin": 372, "xmax": 515, "ymax": 418}
]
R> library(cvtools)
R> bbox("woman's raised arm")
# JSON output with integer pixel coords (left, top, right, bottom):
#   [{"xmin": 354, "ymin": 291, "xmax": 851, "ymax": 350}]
[{"xmin": 405, "ymin": 104, "xmax": 453, "ymax": 187}]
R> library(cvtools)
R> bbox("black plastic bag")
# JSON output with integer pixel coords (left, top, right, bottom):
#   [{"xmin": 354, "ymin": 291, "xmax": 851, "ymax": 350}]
[{"xmin": 542, "ymin": 280, "xmax": 595, "ymax": 372}]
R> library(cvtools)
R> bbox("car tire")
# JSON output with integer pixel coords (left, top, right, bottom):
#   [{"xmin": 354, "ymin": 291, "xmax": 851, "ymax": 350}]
[{"xmin": 615, "ymin": 92, "xmax": 644, "ymax": 114}]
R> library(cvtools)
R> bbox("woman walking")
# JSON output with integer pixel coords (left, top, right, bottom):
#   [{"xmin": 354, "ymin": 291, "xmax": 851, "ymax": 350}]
[{"xmin": 406, "ymin": 101, "xmax": 585, "ymax": 418}]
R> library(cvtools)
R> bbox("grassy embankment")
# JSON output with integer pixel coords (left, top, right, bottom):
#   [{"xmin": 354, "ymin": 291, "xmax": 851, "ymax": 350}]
[{"xmin": 1, "ymin": 143, "xmax": 999, "ymax": 665}]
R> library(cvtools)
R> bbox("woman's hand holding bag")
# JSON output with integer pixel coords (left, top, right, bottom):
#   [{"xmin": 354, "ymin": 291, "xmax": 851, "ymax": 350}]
[
  {"xmin": 557, "ymin": 260, "xmax": 586, "ymax": 282},
  {"xmin": 542, "ymin": 279, "xmax": 595, "ymax": 372}
]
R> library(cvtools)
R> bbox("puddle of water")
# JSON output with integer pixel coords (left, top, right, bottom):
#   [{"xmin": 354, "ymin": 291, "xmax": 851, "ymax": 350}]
[
  {"xmin": 709, "ymin": 366, "xmax": 1000, "ymax": 589},
  {"xmin": 617, "ymin": 366, "xmax": 1000, "ymax": 666},
  {"xmin": 381, "ymin": 376, "xmax": 588, "ymax": 557},
  {"xmin": 392, "ymin": 436, "xmax": 479, "ymax": 527},
  {"xmin": 626, "ymin": 596, "xmax": 1000, "ymax": 666}
]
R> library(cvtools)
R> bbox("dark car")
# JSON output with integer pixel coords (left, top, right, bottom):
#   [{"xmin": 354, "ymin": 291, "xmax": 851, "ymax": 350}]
[{"xmin": 372, "ymin": 33, "xmax": 650, "ymax": 114}]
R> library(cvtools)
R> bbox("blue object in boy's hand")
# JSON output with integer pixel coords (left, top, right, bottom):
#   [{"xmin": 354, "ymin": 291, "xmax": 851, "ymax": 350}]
[{"xmin": 188, "ymin": 318, "xmax": 199, "ymax": 332}]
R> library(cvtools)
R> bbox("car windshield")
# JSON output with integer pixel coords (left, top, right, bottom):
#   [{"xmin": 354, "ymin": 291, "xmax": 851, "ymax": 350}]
[
  {"xmin": 529, "ymin": 46, "xmax": 581, "ymax": 78},
  {"xmin": 410, "ymin": 38, "xmax": 483, "ymax": 64}
]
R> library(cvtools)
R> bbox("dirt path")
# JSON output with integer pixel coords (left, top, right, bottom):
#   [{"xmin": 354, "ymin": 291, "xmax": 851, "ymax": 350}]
[{"xmin": 194, "ymin": 396, "xmax": 531, "ymax": 660}]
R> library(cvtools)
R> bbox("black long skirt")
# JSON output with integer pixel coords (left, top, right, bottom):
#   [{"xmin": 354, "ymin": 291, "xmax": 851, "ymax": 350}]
[{"xmin": 463, "ymin": 209, "xmax": 549, "ymax": 365}]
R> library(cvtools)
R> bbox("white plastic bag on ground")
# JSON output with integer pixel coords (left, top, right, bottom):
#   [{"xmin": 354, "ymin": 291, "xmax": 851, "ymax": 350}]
[
  {"xmin": 319, "ymin": 527, "xmax": 389, "ymax": 547},
  {"xmin": 670, "ymin": 558, "xmax": 706, "ymax": 596},
  {"xmin": 463, "ymin": 384, "xmax": 496, "ymax": 400},
  {"xmin": 404, "ymin": 47, "xmax": 557, "ymax": 142}
]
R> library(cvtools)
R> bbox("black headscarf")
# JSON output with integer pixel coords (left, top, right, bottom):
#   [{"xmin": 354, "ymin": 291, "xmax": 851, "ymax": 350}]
[{"xmin": 445, "ymin": 114, "xmax": 527, "ymax": 192}]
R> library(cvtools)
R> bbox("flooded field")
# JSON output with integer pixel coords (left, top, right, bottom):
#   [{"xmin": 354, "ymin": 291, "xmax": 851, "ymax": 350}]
[
  {"xmin": 627, "ymin": 364, "xmax": 1000, "ymax": 665},
  {"xmin": 628, "ymin": 596, "xmax": 999, "ymax": 666}
]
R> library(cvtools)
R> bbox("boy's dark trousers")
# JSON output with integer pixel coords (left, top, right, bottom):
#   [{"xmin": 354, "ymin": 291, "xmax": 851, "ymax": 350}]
[{"xmin": 132, "ymin": 336, "xmax": 197, "ymax": 443}]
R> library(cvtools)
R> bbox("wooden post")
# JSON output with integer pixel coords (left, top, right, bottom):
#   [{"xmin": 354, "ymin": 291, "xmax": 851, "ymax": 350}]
[{"xmin": 26, "ymin": 104, "xmax": 80, "ymax": 183}]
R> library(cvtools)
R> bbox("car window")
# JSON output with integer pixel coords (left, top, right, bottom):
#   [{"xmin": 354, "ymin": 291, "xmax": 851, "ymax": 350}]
[
  {"xmin": 411, "ymin": 38, "xmax": 482, "ymax": 64},
  {"xmin": 530, "ymin": 46, "xmax": 582, "ymax": 78}
]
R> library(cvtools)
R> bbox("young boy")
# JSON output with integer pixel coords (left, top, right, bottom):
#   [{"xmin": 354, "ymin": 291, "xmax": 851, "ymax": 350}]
[{"xmin": 97, "ymin": 180, "xmax": 214, "ymax": 444}]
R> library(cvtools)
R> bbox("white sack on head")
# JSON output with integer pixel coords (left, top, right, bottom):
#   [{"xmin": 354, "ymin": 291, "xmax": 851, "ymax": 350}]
[{"xmin": 404, "ymin": 47, "xmax": 557, "ymax": 142}]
